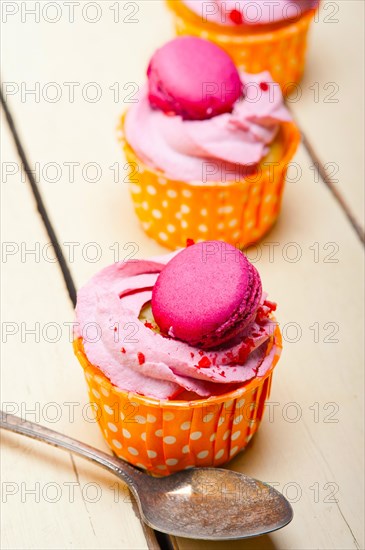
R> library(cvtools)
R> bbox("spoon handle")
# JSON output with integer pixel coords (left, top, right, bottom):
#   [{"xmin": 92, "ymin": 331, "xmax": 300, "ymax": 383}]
[{"xmin": 0, "ymin": 411, "xmax": 143, "ymax": 495}]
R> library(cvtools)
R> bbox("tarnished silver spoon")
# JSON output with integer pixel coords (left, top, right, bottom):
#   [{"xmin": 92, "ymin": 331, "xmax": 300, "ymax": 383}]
[{"xmin": 1, "ymin": 411, "xmax": 293, "ymax": 540}]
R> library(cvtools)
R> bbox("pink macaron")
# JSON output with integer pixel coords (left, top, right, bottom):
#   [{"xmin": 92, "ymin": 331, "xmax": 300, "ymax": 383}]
[
  {"xmin": 151, "ymin": 241, "xmax": 262, "ymax": 349},
  {"xmin": 147, "ymin": 36, "xmax": 243, "ymax": 121}
]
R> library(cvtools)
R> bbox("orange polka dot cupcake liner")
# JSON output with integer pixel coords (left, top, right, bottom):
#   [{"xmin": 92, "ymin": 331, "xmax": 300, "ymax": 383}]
[
  {"xmin": 118, "ymin": 118, "xmax": 300, "ymax": 250},
  {"xmin": 166, "ymin": 1, "xmax": 317, "ymax": 91},
  {"xmin": 73, "ymin": 325, "xmax": 282, "ymax": 476}
]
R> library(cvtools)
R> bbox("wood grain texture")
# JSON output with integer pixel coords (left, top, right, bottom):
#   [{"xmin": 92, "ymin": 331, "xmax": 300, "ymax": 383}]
[
  {"xmin": 1, "ymin": 1, "xmax": 364, "ymax": 549},
  {"xmin": 1, "ymin": 117, "xmax": 148, "ymax": 550},
  {"xmin": 289, "ymin": 0, "xmax": 365, "ymax": 230}
]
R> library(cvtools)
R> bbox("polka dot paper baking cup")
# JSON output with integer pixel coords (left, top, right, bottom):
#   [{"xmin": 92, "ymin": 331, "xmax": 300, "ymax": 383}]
[
  {"xmin": 73, "ymin": 325, "xmax": 282, "ymax": 476},
  {"xmin": 166, "ymin": 0, "xmax": 317, "ymax": 91},
  {"xmin": 118, "ymin": 118, "xmax": 300, "ymax": 250}
]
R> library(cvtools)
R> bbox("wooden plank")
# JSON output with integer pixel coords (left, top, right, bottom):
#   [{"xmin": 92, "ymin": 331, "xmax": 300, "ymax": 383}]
[
  {"xmin": 1, "ymin": 1, "xmax": 364, "ymax": 548},
  {"xmin": 289, "ymin": 0, "xmax": 365, "ymax": 230},
  {"xmin": 1, "ymin": 117, "xmax": 148, "ymax": 550}
]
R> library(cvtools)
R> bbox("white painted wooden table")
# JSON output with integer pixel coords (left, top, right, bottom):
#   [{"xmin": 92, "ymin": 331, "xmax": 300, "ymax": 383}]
[{"xmin": 1, "ymin": 2, "xmax": 364, "ymax": 549}]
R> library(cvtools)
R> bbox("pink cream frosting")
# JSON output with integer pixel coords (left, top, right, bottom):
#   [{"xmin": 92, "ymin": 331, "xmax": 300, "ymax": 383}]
[
  {"xmin": 124, "ymin": 71, "xmax": 291, "ymax": 182},
  {"xmin": 181, "ymin": 0, "xmax": 319, "ymax": 26},
  {"xmin": 75, "ymin": 254, "xmax": 280, "ymax": 400}
]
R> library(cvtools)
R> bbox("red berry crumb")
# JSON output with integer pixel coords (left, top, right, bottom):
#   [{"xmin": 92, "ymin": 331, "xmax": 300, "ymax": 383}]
[
  {"xmin": 229, "ymin": 9, "xmax": 243, "ymax": 25},
  {"xmin": 190, "ymin": 352, "xmax": 195, "ymax": 358},
  {"xmin": 186, "ymin": 238, "xmax": 195, "ymax": 247},
  {"xmin": 264, "ymin": 299, "xmax": 277, "ymax": 312},
  {"xmin": 120, "ymin": 347, "xmax": 126, "ymax": 354},
  {"xmin": 144, "ymin": 321, "xmax": 154, "ymax": 330},
  {"xmin": 137, "ymin": 352, "xmax": 145, "ymax": 365},
  {"xmin": 260, "ymin": 82, "xmax": 269, "ymax": 92},
  {"xmin": 198, "ymin": 356, "xmax": 212, "ymax": 368}
]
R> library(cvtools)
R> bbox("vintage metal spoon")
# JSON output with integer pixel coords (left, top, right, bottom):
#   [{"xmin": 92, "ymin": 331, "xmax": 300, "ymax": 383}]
[{"xmin": 1, "ymin": 411, "xmax": 293, "ymax": 540}]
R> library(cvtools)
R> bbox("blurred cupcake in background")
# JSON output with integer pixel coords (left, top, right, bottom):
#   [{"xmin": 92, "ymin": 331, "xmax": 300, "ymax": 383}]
[
  {"xmin": 166, "ymin": 0, "xmax": 319, "ymax": 91},
  {"xmin": 119, "ymin": 36, "xmax": 300, "ymax": 249}
]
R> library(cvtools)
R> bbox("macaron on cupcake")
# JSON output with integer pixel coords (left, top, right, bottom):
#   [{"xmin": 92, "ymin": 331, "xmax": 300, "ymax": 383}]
[
  {"xmin": 73, "ymin": 241, "xmax": 282, "ymax": 475},
  {"xmin": 166, "ymin": 0, "xmax": 320, "ymax": 91},
  {"xmin": 119, "ymin": 37, "xmax": 300, "ymax": 250}
]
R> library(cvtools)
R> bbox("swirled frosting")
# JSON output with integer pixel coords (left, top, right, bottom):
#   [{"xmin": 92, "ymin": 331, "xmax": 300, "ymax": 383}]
[
  {"xmin": 182, "ymin": 0, "xmax": 319, "ymax": 26},
  {"xmin": 124, "ymin": 71, "xmax": 291, "ymax": 182},
  {"xmin": 75, "ymin": 254, "xmax": 280, "ymax": 400}
]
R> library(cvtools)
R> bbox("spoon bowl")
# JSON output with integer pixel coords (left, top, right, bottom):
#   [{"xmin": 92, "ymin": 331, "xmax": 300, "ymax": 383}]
[{"xmin": 1, "ymin": 411, "xmax": 293, "ymax": 540}]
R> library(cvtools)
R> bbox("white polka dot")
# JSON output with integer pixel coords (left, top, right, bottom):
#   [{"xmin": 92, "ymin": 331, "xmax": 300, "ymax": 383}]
[
  {"xmin": 157, "ymin": 465, "xmax": 167, "ymax": 470},
  {"xmin": 210, "ymin": 433, "xmax": 216, "ymax": 442},
  {"xmin": 218, "ymin": 417, "xmax": 225, "ymax": 426},
  {"xmin": 190, "ymin": 431, "xmax": 202, "ymax": 441},
  {"xmin": 108, "ymin": 422, "xmax": 117, "ymax": 432},
  {"xmin": 147, "ymin": 185, "xmax": 157, "ymax": 195},
  {"xmin": 136, "ymin": 463, "xmax": 147, "ymax": 469},
  {"xmin": 218, "ymin": 206, "xmax": 233, "ymax": 214},
  {"xmin": 142, "ymin": 201, "xmax": 149, "ymax": 210},
  {"xmin": 265, "ymin": 194, "xmax": 273, "ymax": 203},
  {"xmin": 135, "ymin": 415, "xmax": 146, "ymax": 424},
  {"xmin": 232, "ymin": 231, "xmax": 240, "ymax": 239},
  {"xmin": 198, "ymin": 224, "xmax": 208, "ymax": 233},
  {"xmin": 182, "ymin": 189, "xmax": 192, "ymax": 198},
  {"xmin": 182, "ymin": 445, "xmax": 190, "ymax": 454},
  {"xmin": 122, "ymin": 428, "xmax": 131, "ymax": 438},
  {"xmin": 101, "ymin": 387, "xmax": 109, "ymax": 397},
  {"xmin": 104, "ymin": 405, "xmax": 114, "ymax": 415},
  {"xmin": 246, "ymin": 433, "xmax": 253, "ymax": 443},
  {"xmin": 180, "ymin": 421, "xmax": 191, "ymax": 431},
  {"xmin": 147, "ymin": 450, "xmax": 157, "ymax": 458},
  {"xmin": 237, "ymin": 398, "xmax": 245, "ymax": 408},
  {"xmin": 95, "ymin": 376, "xmax": 105, "ymax": 386},
  {"xmin": 163, "ymin": 436, "xmax": 176, "ymax": 445},
  {"xmin": 175, "ymin": 212, "xmax": 182, "ymax": 220},
  {"xmin": 217, "ymin": 222, "xmax": 224, "ymax": 230},
  {"xmin": 159, "ymin": 232, "xmax": 168, "ymax": 241},
  {"xmin": 147, "ymin": 414, "xmax": 156, "ymax": 423},
  {"xmin": 158, "ymin": 177, "xmax": 167, "ymax": 185},
  {"xmin": 224, "ymin": 400, "xmax": 234, "ymax": 409},
  {"xmin": 131, "ymin": 184, "xmax": 141, "ymax": 194},
  {"xmin": 155, "ymin": 429, "xmax": 163, "ymax": 437},
  {"xmin": 92, "ymin": 389, "xmax": 100, "ymax": 399},
  {"xmin": 167, "ymin": 224, "xmax": 176, "ymax": 233},
  {"xmin": 181, "ymin": 204, "xmax": 190, "ymax": 214},
  {"xmin": 230, "ymin": 446, "xmax": 239, "ymax": 456},
  {"xmin": 166, "ymin": 458, "xmax": 178, "ymax": 466},
  {"xmin": 152, "ymin": 209, "xmax": 162, "ymax": 219},
  {"xmin": 181, "ymin": 220, "xmax": 188, "ymax": 229},
  {"xmin": 128, "ymin": 447, "xmax": 139, "ymax": 456},
  {"xmin": 85, "ymin": 372, "xmax": 92, "ymax": 381},
  {"xmin": 142, "ymin": 221, "xmax": 151, "ymax": 230},
  {"xmin": 163, "ymin": 412, "xmax": 175, "ymax": 421},
  {"xmin": 215, "ymin": 449, "xmax": 224, "ymax": 460},
  {"xmin": 246, "ymin": 221, "xmax": 254, "ymax": 229},
  {"xmin": 203, "ymin": 413, "xmax": 214, "ymax": 423},
  {"xmin": 249, "ymin": 419, "xmax": 256, "ymax": 427},
  {"xmin": 162, "ymin": 200, "xmax": 168, "ymax": 208},
  {"xmin": 234, "ymin": 415, "xmax": 244, "ymax": 425},
  {"xmin": 200, "ymin": 208, "xmax": 208, "ymax": 216},
  {"xmin": 197, "ymin": 450, "xmax": 209, "ymax": 459},
  {"xmin": 223, "ymin": 430, "xmax": 231, "ymax": 441},
  {"xmin": 141, "ymin": 432, "xmax": 147, "ymax": 441},
  {"xmin": 232, "ymin": 431, "xmax": 241, "ymax": 441},
  {"xmin": 229, "ymin": 219, "xmax": 238, "ymax": 227},
  {"xmin": 120, "ymin": 412, "xmax": 125, "ymax": 420},
  {"xmin": 167, "ymin": 189, "xmax": 177, "ymax": 198},
  {"xmin": 112, "ymin": 439, "xmax": 122, "ymax": 449}
]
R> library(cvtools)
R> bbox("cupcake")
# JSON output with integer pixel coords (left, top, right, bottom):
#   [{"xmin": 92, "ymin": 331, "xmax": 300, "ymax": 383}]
[
  {"xmin": 73, "ymin": 241, "xmax": 282, "ymax": 475},
  {"xmin": 119, "ymin": 37, "xmax": 300, "ymax": 250},
  {"xmin": 166, "ymin": 0, "xmax": 319, "ymax": 91}
]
